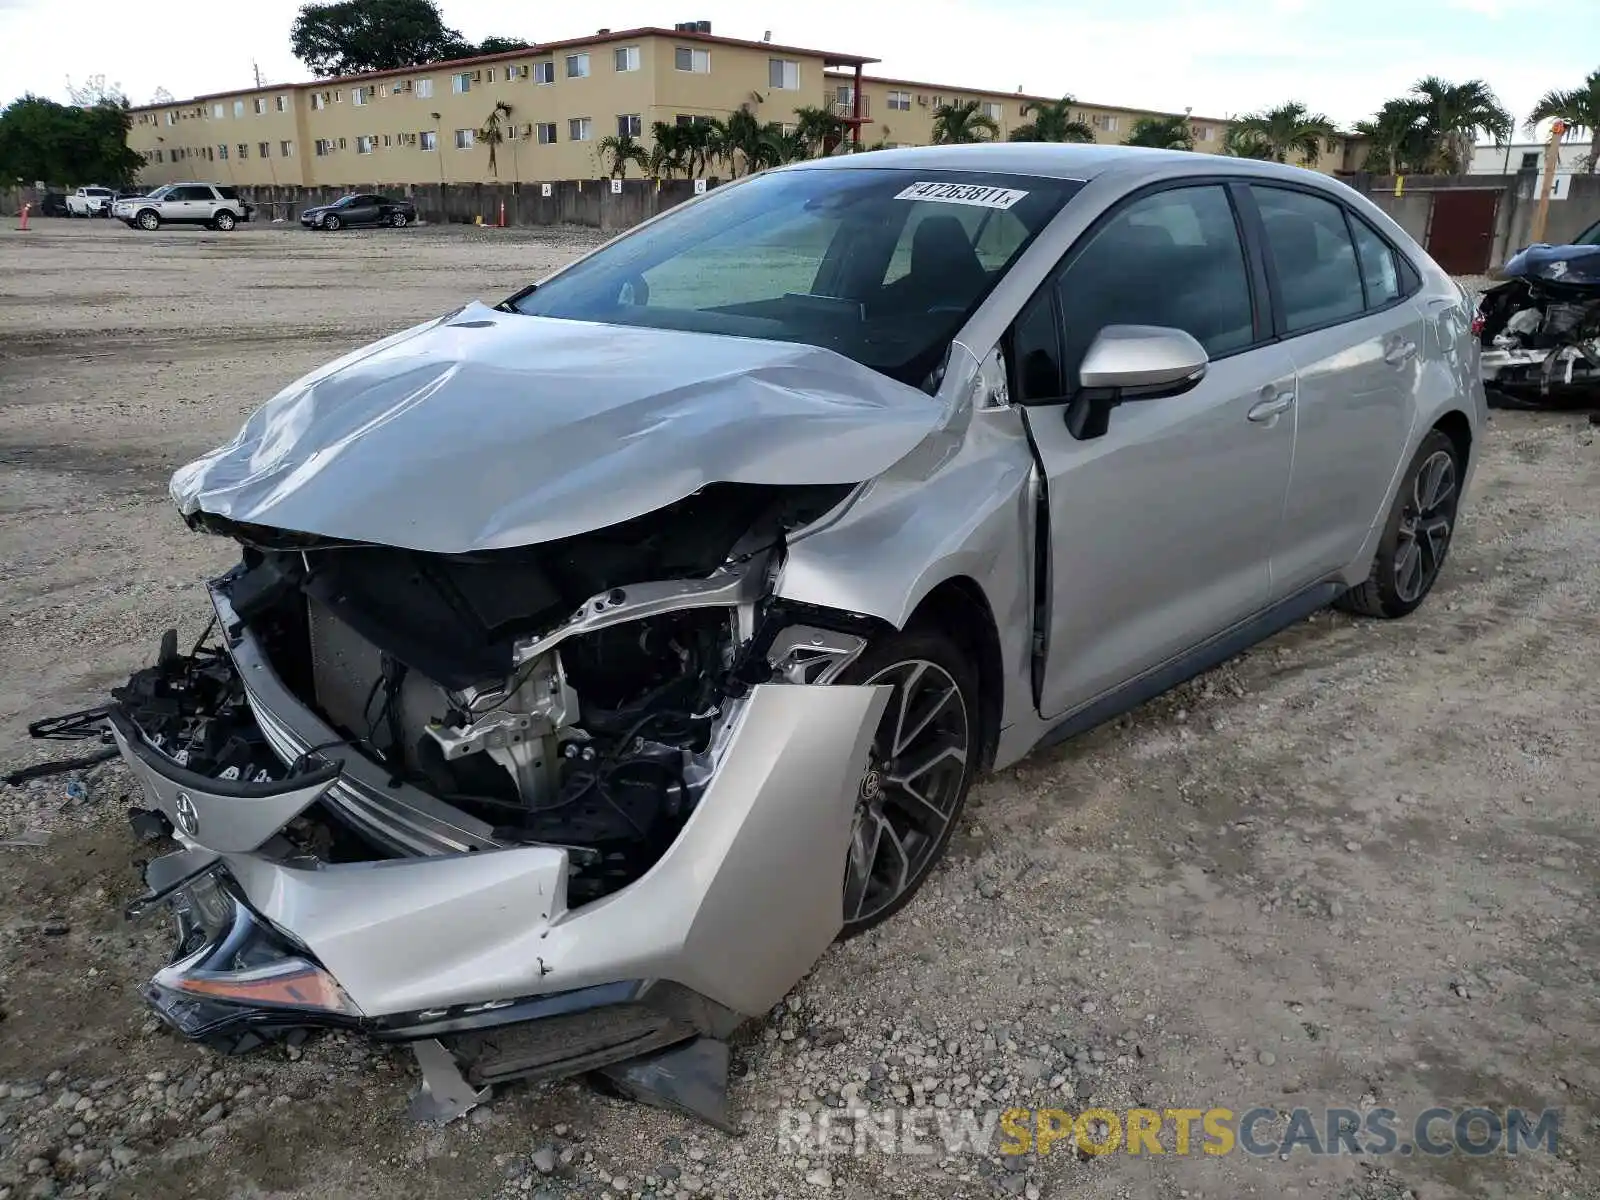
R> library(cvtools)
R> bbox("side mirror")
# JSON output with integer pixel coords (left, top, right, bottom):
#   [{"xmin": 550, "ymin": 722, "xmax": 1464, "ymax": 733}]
[
  {"xmin": 1065, "ymin": 325, "xmax": 1208, "ymax": 441},
  {"xmin": 1078, "ymin": 324, "xmax": 1208, "ymax": 396}
]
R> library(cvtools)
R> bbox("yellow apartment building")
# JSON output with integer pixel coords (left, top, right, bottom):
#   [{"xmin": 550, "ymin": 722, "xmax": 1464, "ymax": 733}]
[{"xmin": 124, "ymin": 21, "xmax": 1358, "ymax": 188}]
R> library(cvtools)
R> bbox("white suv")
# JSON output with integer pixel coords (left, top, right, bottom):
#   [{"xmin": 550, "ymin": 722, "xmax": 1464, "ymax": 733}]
[
  {"xmin": 113, "ymin": 183, "xmax": 253, "ymax": 231},
  {"xmin": 66, "ymin": 187, "xmax": 114, "ymax": 217}
]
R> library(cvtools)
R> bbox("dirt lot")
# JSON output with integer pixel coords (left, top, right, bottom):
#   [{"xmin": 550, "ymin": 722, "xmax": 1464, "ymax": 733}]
[{"xmin": 1, "ymin": 220, "xmax": 1597, "ymax": 1200}]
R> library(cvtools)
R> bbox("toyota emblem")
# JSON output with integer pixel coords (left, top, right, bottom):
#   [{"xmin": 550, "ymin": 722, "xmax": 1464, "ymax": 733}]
[{"xmin": 173, "ymin": 792, "xmax": 200, "ymax": 838}]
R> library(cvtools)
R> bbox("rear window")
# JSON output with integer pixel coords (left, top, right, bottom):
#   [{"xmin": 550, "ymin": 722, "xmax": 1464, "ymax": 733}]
[
  {"xmin": 86, "ymin": 188, "xmax": 112, "ymax": 197},
  {"xmin": 216, "ymin": 186, "xmax": 240, "ymax": 200},
  {"xmin": 509, "ymin": 167, "xmax": 1079, "ymax": 389}
]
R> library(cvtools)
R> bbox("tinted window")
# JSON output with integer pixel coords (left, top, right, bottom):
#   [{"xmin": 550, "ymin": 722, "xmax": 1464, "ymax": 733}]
[
  {"xmin": 512, "ymin": 169, "xmax": 1079, "ymax": 388},
  {"xmin": 1252, "ymin": 186, "xmax": 1365, "ymax": 333},
  {"xmin": 170, "ymin": 186, "xmax": 212, "ymax": 201},
  {"xmin": 1348, "ymin": 216, "xmax": 1400, "ymax": 307},
  {"xmin": 1054, "ymin": 184, "xmax": 1255, "ymax": 382},
  {"xmin": 1576, "ymin": 219, "xmax": 1600, "ymax": 247},
  {"xmin": 216, "ymin": 186, "xmax": 240, "ymax": 200}
]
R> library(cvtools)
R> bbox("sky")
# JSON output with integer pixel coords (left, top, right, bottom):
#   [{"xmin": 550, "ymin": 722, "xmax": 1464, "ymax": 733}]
[{"xmin": 0, "ymin": 0, "xmax": 1592, "ymax": 137}]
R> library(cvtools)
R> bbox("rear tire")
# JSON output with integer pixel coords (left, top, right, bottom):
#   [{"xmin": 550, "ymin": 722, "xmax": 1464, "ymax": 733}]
[
  {"xmin": 835, "ymin": 626, "xmax": 979, "ymax": 938},
  {"xmin": 390, "ymin": 211, "xmax": 409, "ymax": 227},
  {"xmin": 1335, "ymin": 429, "xmax": 1462, "ymax": 619}
]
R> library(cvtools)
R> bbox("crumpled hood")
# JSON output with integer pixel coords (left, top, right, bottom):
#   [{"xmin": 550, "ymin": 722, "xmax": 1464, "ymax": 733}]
[{"xmin": 171, "ymin": 302, "xmax": 948, "ymax": 554}]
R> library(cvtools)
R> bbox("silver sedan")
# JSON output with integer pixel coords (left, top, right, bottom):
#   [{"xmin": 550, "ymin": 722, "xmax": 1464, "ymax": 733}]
[{"xmin": 97, "ymin": 143, "xmax": 1484, "ymax": 1125}]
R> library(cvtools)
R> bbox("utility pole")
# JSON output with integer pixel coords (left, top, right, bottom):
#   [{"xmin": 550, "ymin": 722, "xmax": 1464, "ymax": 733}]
[
  {"xmin": 253, "ymin": 61, "xmax": 265, "ymax": 88},
  {"xmin": 1528, "ymin": 120, "xmax": 1566, "ymax": 245}
]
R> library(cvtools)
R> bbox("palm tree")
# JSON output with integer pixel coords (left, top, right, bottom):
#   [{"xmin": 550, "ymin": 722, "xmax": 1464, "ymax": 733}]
[
  {"xmin": 679, "ymin": 120, "xmax": 716, "ymax": 178},
  {"xmin": 1409, "ymin": 77, "xmax": 1511, "ymax": 174},
  {"xmin": 931, "ymin": 99, "xmax": 999, "ymax": 145},
  {"xmin": 1124, "ymin": 114, "xmax": 1195, "ymax": 151},
  {"xmin": 1221, "ymin": 124, "xmax": 1276, "ymax": 160},
  {"xmin": 760, "ymin": 123, "xmax": 810, "ymax": 166},
  {"xmin": 478, "ymin": 100, "xmax": 513, "ymax": 178},
  {"xmin": 1008, "ymin": 96, "xmax": 1093, "ymax": 144},
  {"xmin": 648, "ymin": 122, "xmax": 687, "ymax": 179},
  {"xmin": 596, "ymin": 132, "xmax": 647, "ymax": 179},
  {"xmin": 793, "ymin": 105, "xmax": 848, "ymax": 156},
  {"xmin": 1528, "ymin": 68, "xmax": 1600, "ymax": 173},
  {"xmin": 1353, "ymin": 97, "xmax": 1430, "ymax": 175},
  {"xmin": 713, "ymin": 108, "xmax": 767, "ymax": 177},
  {"xmin": 1231, "ymin": 101, "xmax": 1338, "ymax": 166}
]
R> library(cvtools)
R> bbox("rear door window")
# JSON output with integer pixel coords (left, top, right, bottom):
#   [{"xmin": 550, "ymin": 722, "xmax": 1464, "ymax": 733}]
[
  {"xmin": 1348, "ymin": 216, "xmax": 1401, "ymax": 308},
  {"xmin": 1251, "ymin": 186, "xmax": 1366, "ymax": 333}
]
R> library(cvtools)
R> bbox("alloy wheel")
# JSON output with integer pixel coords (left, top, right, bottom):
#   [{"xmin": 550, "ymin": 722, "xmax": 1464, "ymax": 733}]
[
  {"xmin": 391, "ymin": 212, "xmax": 408, "ymax": 227},
  {"xmin": 843, "ymin": 659, "xmax": 970, "ymax": 927},
  {"xmin": 1394, "ymin": 449, "xmax": 1457, "ymax": 603}
]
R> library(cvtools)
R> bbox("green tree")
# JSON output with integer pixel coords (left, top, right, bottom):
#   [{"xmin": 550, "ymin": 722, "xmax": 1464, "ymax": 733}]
[
  {"xmin": 1124, "ymin": 114, "xmax": 1195, "ymax": 151},
  {"xmin": 1353, "ymin": 98, "xmax": 1430, "ymax": 175},
  {"xmin": 678, "ymin": 119, "xmax": 716, "ymax": 177},
  {"xmin": 0, "ymin": 95, "xmax": 143, "ymax": 186},
  {"xmin": 597, "ymin": 131, "xmax": 647, "ymax": 178},
  {"xmin": 647, "ymin": 121, "xmax": 686, "ymax": 178},
  {"xmin": 478, "ymin": 100, "xmax": 512, "ymax": 177},
  {"xmin": 1221, "ymin": 124, "xmax": 1275, "ymax": 160},
  {"xmin": 290, "ymin": 0, "xmax": 471, "ymax": 77},
  {"xmin": 1528, "ymin": 68, "xmax": 1600, "ymax": 173},
  {"xmin": 932, "ymin": 99, "xmax": 999, "ymax": 145},
  {"xmin": 710, "ymin": 108, "xmax": 767, "ymax": 177},
  {"xmin": 475, "ymin": 36, "xmax": 533, "ymax": 55},
  {"xmin": 759, "ymin": 122, "xmax": 809, "ymax": 166},
  {"xmin": 1409, "ymin": 76, "xmax": 1511, "ymax": 173},
  {"xmin": 1231, "ymin": 101, "xmax": 1338, "ymax": 166},
  {"xmin": 1008, "ymin": 97, "xmax": 1093, "ymax": 143},
  {"xmin": 792, "ymin": 105, "xmax": 847, "ymax": 156}
]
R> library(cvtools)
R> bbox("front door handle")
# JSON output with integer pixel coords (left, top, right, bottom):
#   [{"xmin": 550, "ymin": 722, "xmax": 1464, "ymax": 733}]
[
  {"xmin": 1384, "ymin": 339, "xmax": 1418, "ymax": 367},
  {"xmin": 1248, "ymin": 390, "xmax": 1295, "ymax": 422}
]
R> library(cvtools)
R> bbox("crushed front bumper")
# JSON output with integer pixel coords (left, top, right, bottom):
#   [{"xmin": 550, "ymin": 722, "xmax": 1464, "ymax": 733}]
[{"xmin": 108, "ymin": 584, "xmax": 888, "ymax": 1114}]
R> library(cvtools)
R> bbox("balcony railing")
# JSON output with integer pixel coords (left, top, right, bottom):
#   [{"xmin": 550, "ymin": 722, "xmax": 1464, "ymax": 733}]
[{"xmin": 825, "ymin": 93, "xmax": 870, "ymax": 120}]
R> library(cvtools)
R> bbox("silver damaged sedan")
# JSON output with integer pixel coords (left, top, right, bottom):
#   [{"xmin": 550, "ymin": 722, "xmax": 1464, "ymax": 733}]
[{"xmin": 92, "ymin": 145, "xmax": 1485, "ymax": 1125}]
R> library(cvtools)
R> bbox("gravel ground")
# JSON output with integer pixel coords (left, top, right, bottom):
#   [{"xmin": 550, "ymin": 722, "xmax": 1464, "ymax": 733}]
[{"xmin": 2, "ymin": 220, "xmax": 1597, "ymax": 1200}]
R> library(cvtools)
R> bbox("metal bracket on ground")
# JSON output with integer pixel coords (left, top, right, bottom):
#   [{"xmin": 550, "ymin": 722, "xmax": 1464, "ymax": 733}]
[{"xmin": 408, "ymin": 1038, "xmax": 492, "ymax": 1124}]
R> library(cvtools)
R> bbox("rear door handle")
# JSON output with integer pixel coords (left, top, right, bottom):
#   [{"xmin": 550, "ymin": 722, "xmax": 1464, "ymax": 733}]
[
  {"xmin": 1248, "ymin": 390, "xmax": 1295, "ymax": 422},
  {"xmin": 1384, "ymin": 339, "xmax": 1418, "ymax": 366}
]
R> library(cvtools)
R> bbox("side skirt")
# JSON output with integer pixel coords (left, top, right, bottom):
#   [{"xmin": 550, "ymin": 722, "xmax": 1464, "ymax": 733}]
[{"xmin": 1034, "ymin": 580, "xmax": 1345, "ymax": 752}]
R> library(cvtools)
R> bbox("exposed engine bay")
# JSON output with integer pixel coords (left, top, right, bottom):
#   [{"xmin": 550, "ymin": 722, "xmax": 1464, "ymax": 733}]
[
  {"xmin": 1477, "ymin": 242, "xmax": 1600, "ymax": 409},
  {"xmin": 117, "ymin": 481, "xmax": 855, "ymax": 904}
]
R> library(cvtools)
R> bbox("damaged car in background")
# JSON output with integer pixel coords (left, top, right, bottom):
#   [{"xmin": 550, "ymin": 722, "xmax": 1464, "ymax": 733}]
[
  {"xmin": 1476, "ymin": 217, "xmax": 1600, "ymax": 408},
  {"xmin": 36, "ymin": 145, "xmax": 1485, "ymax": 1128}
]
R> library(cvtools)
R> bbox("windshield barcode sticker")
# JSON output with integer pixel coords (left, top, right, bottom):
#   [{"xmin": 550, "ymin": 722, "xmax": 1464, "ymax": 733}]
[{"xmin": 895, "ymin": 182, "xmax": 1029, "ymax": 209}]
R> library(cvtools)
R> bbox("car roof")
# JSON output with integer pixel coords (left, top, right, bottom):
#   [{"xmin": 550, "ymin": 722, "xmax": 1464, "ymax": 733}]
[{"xmin": 785, "ymin": 143, "xmax": 1341, "ymax": 188}]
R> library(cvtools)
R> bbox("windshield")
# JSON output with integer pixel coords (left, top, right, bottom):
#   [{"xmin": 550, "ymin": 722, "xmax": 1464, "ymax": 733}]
[
  {"xmin": 508, "ymin": 167, "xmax": 1079, "ymax": 387},
  {"xmin": 334, "ymin": 195, "xmax": 358, "ymax": 207},
  {"xmin": 145, "ymin": 186, "xmax": 172, "ymax": 200},
  {"xmin": 1577, "ymin": 219, "xmax": 1600, "ymax": 247}
]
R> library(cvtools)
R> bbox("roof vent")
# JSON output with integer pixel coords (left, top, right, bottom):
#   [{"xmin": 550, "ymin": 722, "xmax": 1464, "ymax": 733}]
[
  {"xmin": 598, "ymin": 27, "xmax": 610, "ymax": 33},
  {"xmin": 763, "ymin": 30, "xmax": 771, "ymax": 41},
  {"xmin": 697, "ymin": 20, "xmax": 711, "ymax": 33}
]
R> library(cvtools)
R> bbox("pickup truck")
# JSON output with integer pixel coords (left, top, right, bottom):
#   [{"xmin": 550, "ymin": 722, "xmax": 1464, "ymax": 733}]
[{"xmin": 66, "ymin": 186, "xmax": 114, "ymax": 217}]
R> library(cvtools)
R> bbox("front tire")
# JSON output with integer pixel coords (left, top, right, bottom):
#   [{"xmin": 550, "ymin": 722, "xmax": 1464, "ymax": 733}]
[
  {"xmin": 214, "ymin": 210, "xmax": 237, "ymax": 231},
  {"xmin": 1336, "ymin": 429, "xmax": 1462, "ymax": 619},
  {"xmin": 322, "ymin": 214, "xmax": 341, "ymax": 231},
  {"xmin": 836, "ymin": 627, "xmax": 978, "ymax": 938},
  {"xmin": 135, "ymin": 209, "xmax": 160, "ymax": 231}
]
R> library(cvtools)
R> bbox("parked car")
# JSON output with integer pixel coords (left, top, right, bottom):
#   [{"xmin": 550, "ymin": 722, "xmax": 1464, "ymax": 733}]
[
  {"xmin": 113, "ymin": 183, "xmax": 253, "ymax": 231},
  {"xmin": 39, "ymin": 190, "xmax": 70, "ymax": 218},
  {"xmin": 299, "ymin": 192, "xmax": 417, "ymax": 230},
  {"xmin": 91, "ymin": 145, "xmax": 1484, "ymax": 1126},
  {"xmin": 65, "ymin": 186, "xmax": 114, "ymax": 217}
]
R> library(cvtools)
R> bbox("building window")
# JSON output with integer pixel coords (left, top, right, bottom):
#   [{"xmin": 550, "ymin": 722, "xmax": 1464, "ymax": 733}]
[
  {"xmin": 566, "ymin": 53, "xmax": 590, "ymax": 78},
  {"xmin": 568, "ymin": 117, "xmax": 592, "ymax": 141},
  {"xmin": 311, "ymin": 93, "xmax": 326, "ymax": 111},
  {"xmin": 280, "ymin": 140, "xmax": 294, "ymax": 156},
  {"xmin": 258, "ymin": 141, "xmax": 270, "ymax": 157},
  {"xmin": 674, "ymin": 46, "xmax": 711, "ymax": 73},
  {"xmin": 217, "ymin": 143, "xmax": 229, "ymax": 159},
  {"xmin": 675, "ymin": 113, "xmax": 714, "ymax": 127},
  {"xmin": 253, "ymin": 98, "xmax": 266, "ymax": 115},
  {"xmin": 383, "ymin": 134, "xmax": 392, "ymax": 147},
  {"xmin": 769, "ymin": 58, "xmax": 798, "ymax": 89},
  {"xmin": 165, "ymin": 111, "xmax": 175, "ymax": 126},
  {"xmin": 419, "ymin": 130, "xmax": 438, "ymax": 151},
  {"xmin": 415, "ymin": 78, "xmax": 434, "ymax": 98},
  {"xmin": 506, "ymin": 122, "xmax": 520, "ymax": 140},
  {"xmin": 617, "ymin": 113, "xmax": 642, "ymax": 138},
  {"xmin": 353, "ymin": 87, "xmax": 366, "ymax": 106},
  {"xmin": 452, "ymin": 72, "xmax": 471, "ymax": 94},
  {"xmin": 314, "ymin": 139, "xmax": 332, "ymax": 156},
  {"xmin": 152, "ymin": 149, "xmax": 163, "ymax": 163},
  {"xmin": 237, "ymin": 143, "xmax": 248, "ymax": 158},
  {"xmin": 357, "ymin": 135, "xmax": 375, "ymax": 154},
  {"xmin": 887, "ymin": 90, "xmax": 911, "ymax": 112},
  {"xmin": 453, "ymin": 128, "xmax": 474, "ymax": 149},
  {"xmin": 232, "ymin": 100, "xmax": 243, "ymax": 117},
  {"xmin": 276, "ymin": 95, "xmax": 288, "ymax": 112},
  {"xmin": 536, "ymin": 122, "xmax": 557, "ymax": 144},
  {"xmin": 212, "ymin": 103, "xmax": 225, "ymax": 119},
  {"xmin": 983, "ymin": 102, "xmax": 1002, "ymax": 122},
  {"xmin": 1092, "ymin": 114, "xmax": 1118, "ymax": 131},
  {"xmin": 1520, "ymin": 152, "xmax": 1540, "ymax": 171},
  {"xmin": 615, "ymin": 46, "xmax": 641, "ymax": 72},
  {"xmin": 533, "ymin": 60, "xmax": 554, "ymax": 84}
]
